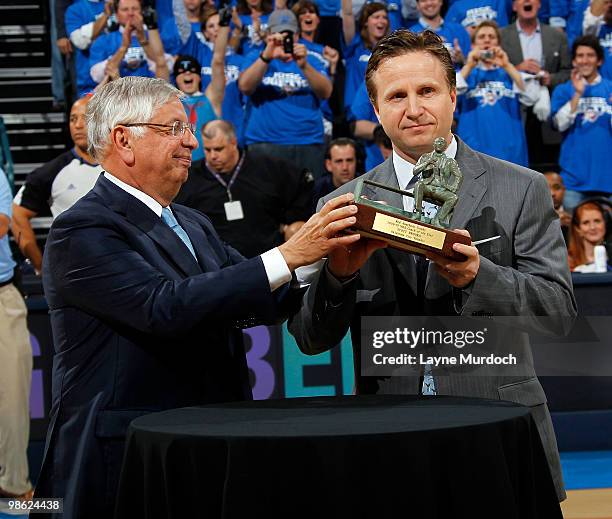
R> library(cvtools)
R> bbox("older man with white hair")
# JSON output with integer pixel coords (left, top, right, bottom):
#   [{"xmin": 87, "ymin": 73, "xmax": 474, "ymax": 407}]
[{"xmin": 35, "ymin": 76, "xmax": 363, "ymax": 519}]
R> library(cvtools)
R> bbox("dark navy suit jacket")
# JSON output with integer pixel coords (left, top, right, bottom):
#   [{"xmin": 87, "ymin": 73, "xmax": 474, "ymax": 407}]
[{"xmin": 36, "ymin": 174, "xmax": 294, "ymax": 518}]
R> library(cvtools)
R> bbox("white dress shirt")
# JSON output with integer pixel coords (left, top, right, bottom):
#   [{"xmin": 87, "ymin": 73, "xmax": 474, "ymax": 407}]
[
  {"xmin": 553, "ymin": 74, "xmax": 603, "ymax": 132},
  {"xmin": 104, "ymin": 172, "xmax": 292, "ymax": 292},
  {"xmin": 392, "ymin": 136, "xmax": 458, "ymax": 217},
  {"xmin": 516, "ymin": 20, "xmax": 543, "ymax": 65}
]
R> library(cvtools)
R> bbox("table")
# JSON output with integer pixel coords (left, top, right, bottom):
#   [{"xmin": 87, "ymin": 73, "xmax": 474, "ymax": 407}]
[{"xmin": 115, "ymin": 396, "xmax": 562, "ymax": 519}]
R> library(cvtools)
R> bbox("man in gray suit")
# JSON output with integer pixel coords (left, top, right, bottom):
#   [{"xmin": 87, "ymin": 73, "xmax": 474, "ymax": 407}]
[
  {"xmin": 500, "ymin": 0, "xmax": 571, "ymax": 89},
  {"xmin": 289, "ymin": 30, "xmax": 576, "ymax": 501}
]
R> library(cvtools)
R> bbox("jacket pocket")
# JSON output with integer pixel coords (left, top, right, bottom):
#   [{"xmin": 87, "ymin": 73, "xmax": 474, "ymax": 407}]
[{"xmin": 498, "ymin": 377, "xmax": 547, "ymax": 407}]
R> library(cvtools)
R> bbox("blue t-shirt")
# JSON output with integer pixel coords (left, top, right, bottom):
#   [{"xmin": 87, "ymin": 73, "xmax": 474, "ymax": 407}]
[
  {"xmin": 182, "ymin": 94, "xmax": 217, "ymax": 162},
  {"xmin": 89, "ymin": 29, "xmax": 154, "ymax": 80},
  {"xmin": 349, "ymin": 82, "xmax": 384, "ymax": 172},
  {"xmin": 240, "ymin": 49, "xmax": 327, "ymax": 145},
  {"xmin": 161, "ymin": 18, "xmax": 204, "ymax": 55},
  {"xmin": 551, "ymin": 77, "xmax": 612, "ymax": 192},
  {"xmin": 316, "ymin": 0, "xmax": 340, "ymax": 17},
  {"xmin": 385, "ymin": 1, "xmax": 403, "ymax": 31},
  {"xmin": 549, "ymin": 0, "xmax": 589, "ymax": 46},
  {"xmin": 65, "ymin": 0, "xmax": 106, "ymax": 96},
  {"xmin": 302, "ymin": 39, "xmax": 333, "ymax": 122},
  {"xmin": 445, "ymin": 0, "xmax": 510, "ymax": 29},
  {"xmin": 0, "ymin": 170, "xmax": 15, "ymax": 282},
  {"xmin": 409, "ymin": 19, "xmax": 471, "ymax": 69},
  {"xmin": 598, "ymin": 24, "xmax": 612, "ymax": 81},
  {"xmin": 179, "ymin": 34, "xmax": 247, "ymax": 146},
  {"xmin": 343, "ymin": 35, "xmax": 371, "ymax": 108},
  {"xmin": 234, "ymin": 13, "xmax": 269, "ymax": 55},
  {"xmin": 154, "ymin": 0, "xmax": 174, "ymax": 29},
  {"xmin": 456, "ymin": 67, "xmax": 528, "ymax": 166}
]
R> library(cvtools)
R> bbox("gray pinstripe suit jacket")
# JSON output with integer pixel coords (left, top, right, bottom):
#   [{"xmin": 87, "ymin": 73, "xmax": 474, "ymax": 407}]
[{"xmin": 289, "ymin": 138, "xmax": 577, "ymax": 501}]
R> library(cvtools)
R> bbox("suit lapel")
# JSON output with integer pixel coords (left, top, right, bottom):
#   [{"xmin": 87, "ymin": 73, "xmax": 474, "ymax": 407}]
[
  {"xmin": 425, "ymin": 139, "xmax": 487, "ymax": 298},
  {"xmin": 540, "ymin": 26, "xmax": 554, "ymax": 70},
  {"xmin": 506, "ymin": 24, "xmax": 524, "ymax": 64},
  {"xmin": 172, "ymin": 205, "xmax": 220, "ymax": 273},
  {"xmin": 362, "ymin": 158, "xmax": 419, "ymax": 293},
  {"xmin": 360, "ymin": 157, "xmax": 404, "ymax": 208},
  {"xmin": 96, "ymin": 175, "xmax": 203, "ymax": 278}
]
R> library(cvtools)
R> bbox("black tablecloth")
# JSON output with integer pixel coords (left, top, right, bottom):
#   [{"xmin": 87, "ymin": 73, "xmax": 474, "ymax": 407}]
[{"xmin": 115, "ymin": 396, "xmax": 561, "ymax": 519}]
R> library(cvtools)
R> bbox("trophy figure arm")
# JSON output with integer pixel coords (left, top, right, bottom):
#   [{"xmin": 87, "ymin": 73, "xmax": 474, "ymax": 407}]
[{"xmin": 447, "ymin": 163, "xmax": 464, "ymax": 193}]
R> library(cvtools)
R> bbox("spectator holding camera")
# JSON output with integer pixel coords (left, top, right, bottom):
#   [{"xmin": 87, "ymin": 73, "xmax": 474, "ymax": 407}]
[
  {"xmin": 457, "ymin": 21, "xmax": 532, "ymax": 165},
  {"xmin": 238, "ymin": 9, "xmax": 332, "ymax": 178},
  {"xmin": 89, "ymin": 0, "xmax": 170, "ymax": 84}
]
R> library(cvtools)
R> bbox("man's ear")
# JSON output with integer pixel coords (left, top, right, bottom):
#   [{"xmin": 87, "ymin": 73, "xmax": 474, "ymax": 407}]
[
  {"xmin": 373, "ymin": 103, "xmax": 381, "ymax": 124},
  {"xmin": 450, "ymin": 87, "xmax": 457, "ymax": 112},
  {"xmin": 111, "ymin": 126, "xmax": 136, "ymax": 166}
]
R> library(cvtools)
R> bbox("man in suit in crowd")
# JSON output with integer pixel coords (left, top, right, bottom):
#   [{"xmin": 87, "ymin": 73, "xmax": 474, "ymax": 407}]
[
  {"xmin": 289, "ymin": 30, "xmax": 576, "ymax": 501},
  {"xmin": 35, "ymin": 76, "xmax": 361, "ymax": 519},
  {"xmin": 500, "ymin": 0, "xmax": 572, "ymax": 162},
  {"xmin": 501, "ymin": 0, "xmax": 572, "ymax": 89}
]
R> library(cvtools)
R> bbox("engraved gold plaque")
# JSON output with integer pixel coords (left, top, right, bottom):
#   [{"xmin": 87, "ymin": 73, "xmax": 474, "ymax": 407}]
[
  {"xmin": 348, "ymin": 178, "xmax": 471, "ymax": 261},
  {"xmin": 372, "ymin": 213, "xmax": 445, "ymax": 250}
]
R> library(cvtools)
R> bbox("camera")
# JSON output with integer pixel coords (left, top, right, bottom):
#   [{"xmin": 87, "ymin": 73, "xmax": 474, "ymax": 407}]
[
  {"xmin": 480, "ymin": 49, "xmax": 495, "ymax": 60},
  {"xmin": 282, "ymin": 31, "xmax": 294, "ymax": 54},
  {"xmin": 217, "ymin": 0, "xmax": 232, "ymax": 27},
  {"xmin": 218, "ymin": 6, "xmax": 232, "ymax": 27},
  {"xmin": 142, "ymin": 5, "xmax": 158, "ymax": 30},
  {"xmin": 106, "ymin": 2, "xmax": 119, "ymax": 32}
]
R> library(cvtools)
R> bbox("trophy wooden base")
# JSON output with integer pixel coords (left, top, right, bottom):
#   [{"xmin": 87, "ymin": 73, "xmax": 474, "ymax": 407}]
[{"xmin": 352, "ymin": 202, "xmax": 471, "ymax": 261}]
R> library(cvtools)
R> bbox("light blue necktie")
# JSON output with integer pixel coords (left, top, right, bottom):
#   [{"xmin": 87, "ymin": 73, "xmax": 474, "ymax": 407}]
[
  {"xmin": 422, "ymin": 363, "xmax": 437, "ymax": 395},
  {"xmin": 161, "ymin": 207, "xmax": 197, "ymax": 260},
  {"xmin": 405, "ymin": 176, "xmax": 437, "ymax": 396}
]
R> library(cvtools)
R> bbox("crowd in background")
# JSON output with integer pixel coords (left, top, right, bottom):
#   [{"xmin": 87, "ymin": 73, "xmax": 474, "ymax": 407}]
[
  {"xmin": 11, "ymin": 0, "xmax": 612, "ymax": 272},
  {"xmin": 1, "ymin": 0, "xmax": 612, "ymax": 501}
]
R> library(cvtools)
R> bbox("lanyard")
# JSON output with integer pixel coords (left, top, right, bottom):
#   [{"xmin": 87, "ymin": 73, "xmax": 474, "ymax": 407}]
[{"xmin": 206, "ymin": 153, "xmax": 245, "ymax": 202}]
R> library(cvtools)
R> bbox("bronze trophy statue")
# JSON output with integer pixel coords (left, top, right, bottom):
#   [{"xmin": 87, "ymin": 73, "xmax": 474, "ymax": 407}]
[{"xmin": 349, "ymin": 137, "xmax": 470, "ymax": 260}]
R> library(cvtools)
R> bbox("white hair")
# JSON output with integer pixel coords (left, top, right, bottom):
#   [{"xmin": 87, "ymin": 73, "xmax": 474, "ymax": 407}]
[{"xmin": 86, "ymin": 76, "xmax": 184, "ymax": 161}]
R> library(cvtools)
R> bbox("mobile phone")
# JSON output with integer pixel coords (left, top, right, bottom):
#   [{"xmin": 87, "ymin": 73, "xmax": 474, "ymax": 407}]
[{"xmin": 282, "ymin": 31, "xmax": 294, "ymax": 54}]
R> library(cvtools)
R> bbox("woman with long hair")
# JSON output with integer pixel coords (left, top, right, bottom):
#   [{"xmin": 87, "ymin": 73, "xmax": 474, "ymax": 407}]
[
  {"xmin": 341, "ymin": 0, "xmax": 389, "ymax": 108},
  {"xmin": 568, "ymin": 201, "xmax": 610, "ymax": 271}
]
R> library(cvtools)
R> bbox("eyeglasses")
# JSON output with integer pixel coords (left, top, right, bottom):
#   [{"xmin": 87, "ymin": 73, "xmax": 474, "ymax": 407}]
[{"xmin": 120, "ymin": 121, "xmax": 196, "ymax": 137}]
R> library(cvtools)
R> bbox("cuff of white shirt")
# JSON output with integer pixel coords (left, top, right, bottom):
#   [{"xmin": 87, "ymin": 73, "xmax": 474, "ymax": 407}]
[
  {"xmin": 455, "ymin": 72, "xmax": 468, "ymax": 95},
  {"xmin": 554, "ymin": 100, "xmax": 577, "ymax": 131},
  {"xmin": 70, "ymin": 22, "xmax": 94, "ymax": 50},
  {"xmin": 91, "ymin": 60, "xmax": 108, "ymax": 83},
  {"xmin": 582, "ymin": 8, "xmax": 603, "ymax": 34},
  {"xmin": 549, "ymin": 16, "xmax": 567, "ymax": 28},
  {"xmin": 261, "ymin": 247, "xmax": 292, "ymax": 292}
]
